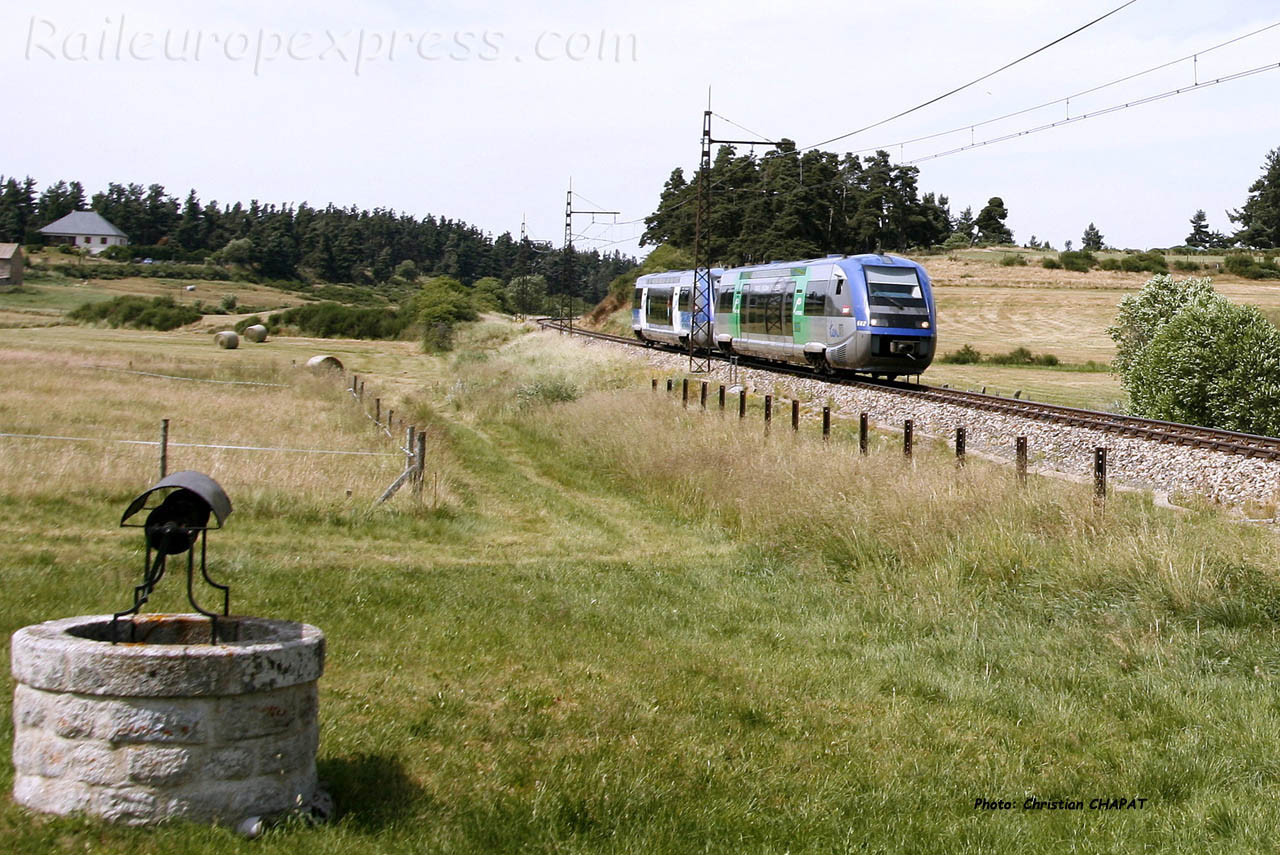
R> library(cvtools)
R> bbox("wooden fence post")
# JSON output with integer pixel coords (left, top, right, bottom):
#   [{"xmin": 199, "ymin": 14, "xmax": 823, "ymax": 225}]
[
  {"xmin": 414, "ymin": 431, "xmax": 427, "ymax": 495},
  {"xmin": 159, "ymin": 419, "xmax": 169, "ymax": 480},
  {"xmin": 1094, "ymin": 447, "xmax": 1107, "ymax": 501}
]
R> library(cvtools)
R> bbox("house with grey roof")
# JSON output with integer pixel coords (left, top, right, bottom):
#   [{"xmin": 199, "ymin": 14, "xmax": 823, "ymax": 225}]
[
  {"xmin": 38, "ymin": 211, "xmax": 128, "ymax": 255},
  {"xmin": 0, "ymin": 243, "xmax": 23, "ymax": 287}
]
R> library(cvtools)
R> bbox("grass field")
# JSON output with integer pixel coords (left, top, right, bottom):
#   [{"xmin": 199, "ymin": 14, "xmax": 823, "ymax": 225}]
[{"xmin": 3, "ymin": 322, "xmax": 1280, "ymax": 852}]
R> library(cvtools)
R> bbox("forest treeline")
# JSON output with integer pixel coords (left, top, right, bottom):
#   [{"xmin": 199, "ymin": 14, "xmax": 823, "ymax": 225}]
[
  {"xmin": 642, "ymin": 144, "xmax": 981, "ymax": 265},
  {"xmin": 642, "ymin": 142, "xmax": 1280, "ymax": 264},
  {"xmin": 0, "ymin": 176, "xmax": 634, "ymax": 300}
]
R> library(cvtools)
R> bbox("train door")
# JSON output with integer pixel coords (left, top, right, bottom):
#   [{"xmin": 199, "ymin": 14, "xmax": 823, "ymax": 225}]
[{"xmin": 632, "ymin": 286, "xmax": 643, "ymax": 328}]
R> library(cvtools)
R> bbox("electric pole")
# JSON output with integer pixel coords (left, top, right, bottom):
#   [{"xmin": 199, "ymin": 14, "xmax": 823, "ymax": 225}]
[
  {"xmin": 561, "ymin": 179, "xmax": 618, "ymax": 335},
  {"xmin": 689, "ymin": 100, "xmax": 780, "ymax": 373}
]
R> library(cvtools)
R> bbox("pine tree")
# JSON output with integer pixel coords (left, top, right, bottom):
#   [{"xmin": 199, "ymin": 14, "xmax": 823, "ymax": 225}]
[
  {"xmin": 1186, "ymin": 209, "xmax": 1212, "ymax": 248},
  {"xmin": 1229, "ymin": 147, "xmax": 1280, "ymax": 248},
  {"xmin": 174, "ymin": 190, "xmax": 204, "ymax": 250},
  {"xmin": 36, "ymin": 180, "xmax": 85, "ymax": 228},
  {"xmin": 953, "ymin": 207, "xmax": 976, "ymax": 244},
  {"xmin": 974, "ymin": 197, "xmax": 1013, "ymax": 245},
  {"xmin": 0, "ymin": 176, "xmax": 37, "ymax": 243},
  {"xmin": 1082, "ymin": 222, "xmax": 1104, "ymax": 251}
]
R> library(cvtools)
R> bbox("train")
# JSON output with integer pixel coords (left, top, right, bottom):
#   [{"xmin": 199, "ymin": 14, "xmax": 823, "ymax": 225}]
[{"xmin": 631, "ymin": 253, "xmax": 936, "ymax": 379}]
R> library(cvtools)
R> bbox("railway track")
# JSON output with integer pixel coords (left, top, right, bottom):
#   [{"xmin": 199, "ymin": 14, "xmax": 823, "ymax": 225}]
[{"xmin": 538, "ymin": 318, "xmax": 1280, "ymax": 462}]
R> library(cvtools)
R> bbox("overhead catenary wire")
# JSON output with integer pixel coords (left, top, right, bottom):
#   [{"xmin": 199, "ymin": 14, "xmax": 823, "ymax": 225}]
[
  {"xmin": 711, "ymin": 112, "xmax": 778, "ymax": 145},
  {"xmin": 562, "ymin": 9, "xmax": 1270, "ymax": 253},
  {"xmin": 634, "ymin": 37, "xmax": 1280, "ymax": 227},
  {"xmin": 800, "ymin": 0, "xmax": 1143, "ymax": 151},
  {"xmin": 837, "ymin": 18, "xmax": 1280, "ymax": 158},
  {"xmin": 905, "ymin": 59, "xmax": 1280, "ymax": 164}
]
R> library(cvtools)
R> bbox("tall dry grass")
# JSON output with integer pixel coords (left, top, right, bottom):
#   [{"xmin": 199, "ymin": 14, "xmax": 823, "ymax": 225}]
[
  {"xmin": 0, "ymin": 343, "xmax": 408, "ymax": 512},
  {"xmin": 525, "ymin": 388, "xmax": 1280, "ymax": 625}
]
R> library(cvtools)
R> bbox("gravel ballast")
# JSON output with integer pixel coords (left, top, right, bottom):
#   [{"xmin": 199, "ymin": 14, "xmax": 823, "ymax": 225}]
[{"xmin": 587, "ymin": 338, "xmax": 1280, "ymax": 514}]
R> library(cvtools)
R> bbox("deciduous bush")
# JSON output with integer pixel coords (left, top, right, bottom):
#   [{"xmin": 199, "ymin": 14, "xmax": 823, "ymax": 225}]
[
  {"xmin": 1224, "ymin": 252, "xmax": 1280, "ymax": 280},
  {"xmin": 1127, "ymin": 299, "xmax": 1280, "ymax": 434},
  {"xmin": 1058, "ymin": 250, "xmax": 1096, "ymax": 272},
  {"xmin": 1107, "ymin": 274, "xmax": 1217, "ymax": 377},
  {"xmin": 941, "ymin": 344, "xmax": 983, "ymax": 364},
  {"xmin": 268, "ymin": 302, "xmax": 408, "ymax": 339},
  {"xmin": 404, "ymin": 276, "xmax": 479, "ymax": 352},
  {"xmin": 1107, "ymin": 273, "xmax": 1280, "ymax": 431},
  {"xmin": 1119, "ymin": 251, "xmax": 1168, "ymax": 273},
  {"xmin": 68, "ymin": 296, "xmax": 202, "ymax": 331},
  {"xmin": 988, "ymin": 346, "xmax": 1036, "ymax": 364}
]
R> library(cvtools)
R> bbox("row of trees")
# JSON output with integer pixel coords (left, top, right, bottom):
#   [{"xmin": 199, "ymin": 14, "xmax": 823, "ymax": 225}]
[
  {"xmin": 643, "ymin": 144, "xmax": 1280, "ymax": 261},
  {"xmin": 640, "ymin": 143, "xmax": 1014, "ymax": 263},
  {"xmin": 0, "ymin": 176, "xmax": 634, "ymax": 301}
]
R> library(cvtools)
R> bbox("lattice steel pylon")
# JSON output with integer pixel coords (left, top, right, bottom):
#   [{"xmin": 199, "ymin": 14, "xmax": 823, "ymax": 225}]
[
  {"xmin": 688, "ymin": 105, "xmax": 781, "ymax": 374},
  {"xmin": 688, "ymin": 111, "xmax": 715, "ymax": 374}
]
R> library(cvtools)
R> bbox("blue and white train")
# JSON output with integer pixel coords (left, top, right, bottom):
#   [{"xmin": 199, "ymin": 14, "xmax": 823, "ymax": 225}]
[{"xmin": 632, "ymin": 253, "xmax": 936, "ymax": 379}]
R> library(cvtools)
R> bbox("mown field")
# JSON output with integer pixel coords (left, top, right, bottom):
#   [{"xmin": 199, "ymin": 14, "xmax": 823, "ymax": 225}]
[{"xmin": 3, "ymin": 320, "xmax": 1280, "ymax": 853}]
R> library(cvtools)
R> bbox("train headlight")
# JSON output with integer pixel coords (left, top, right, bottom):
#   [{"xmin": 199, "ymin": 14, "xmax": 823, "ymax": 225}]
[
  {"xmin": 921, "ymin": 321, "xmax": 931, "ymax": 329},
  {"xmin": 870, "ymin": 319, "xmax": 884, "ymax": 327}
]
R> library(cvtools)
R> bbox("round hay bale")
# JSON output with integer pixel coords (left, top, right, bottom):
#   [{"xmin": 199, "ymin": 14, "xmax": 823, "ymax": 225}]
[
  {"xmin": 214, "ymin": 331, "xmax": 240, "ymax": 350},
  {"xmin": 244, "ymin": 324, "xmax": 268, "ymax": 343},
  {"xmin": 305, "ymin": 355, "xmax": 343, "ymax": 372}
]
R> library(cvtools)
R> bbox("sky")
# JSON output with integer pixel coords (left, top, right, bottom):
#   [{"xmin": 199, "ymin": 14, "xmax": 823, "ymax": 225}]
[{"xmin": 5, "ymin": 0, "xmax": 1280, "ymax": 259}]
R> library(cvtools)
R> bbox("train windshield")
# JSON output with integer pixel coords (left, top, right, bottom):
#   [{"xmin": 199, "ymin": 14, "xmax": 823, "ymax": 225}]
[
  {"xmin": 864, "ymin": 266, "xmax": 929, "ymax": 329},
  {"xmin": 864, "ymin": 267, "xmax": 923, "ymax": 302}
]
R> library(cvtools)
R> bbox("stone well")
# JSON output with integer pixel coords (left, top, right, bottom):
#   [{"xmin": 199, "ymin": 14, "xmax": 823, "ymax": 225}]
[{"xmin": 11, "ymin": 613, "xmax": 324, "ymax": 826}]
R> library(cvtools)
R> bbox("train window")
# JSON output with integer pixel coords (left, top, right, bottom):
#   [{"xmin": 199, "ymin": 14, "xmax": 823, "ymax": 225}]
[
  {"xmin": 741, "ymin": 290, "xmax": 758, "ymax": 333},
  {"xmin": 632, "ymin": 288, "xmax": 643, "ymax": 310},
  {"xmin": 646, "ymin": 289, "xmax": 672, "ymax": 325},
  {"xmin": 804, "ymin": 280, "xmax": 829, "ymax": 316},
  {"xmin": 716, "ymin": 287, "xmax": 736, "ymax": 314},
  {"xmin": 677, "ymin": 287, "xmax": 691, "ymax": 314}
]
